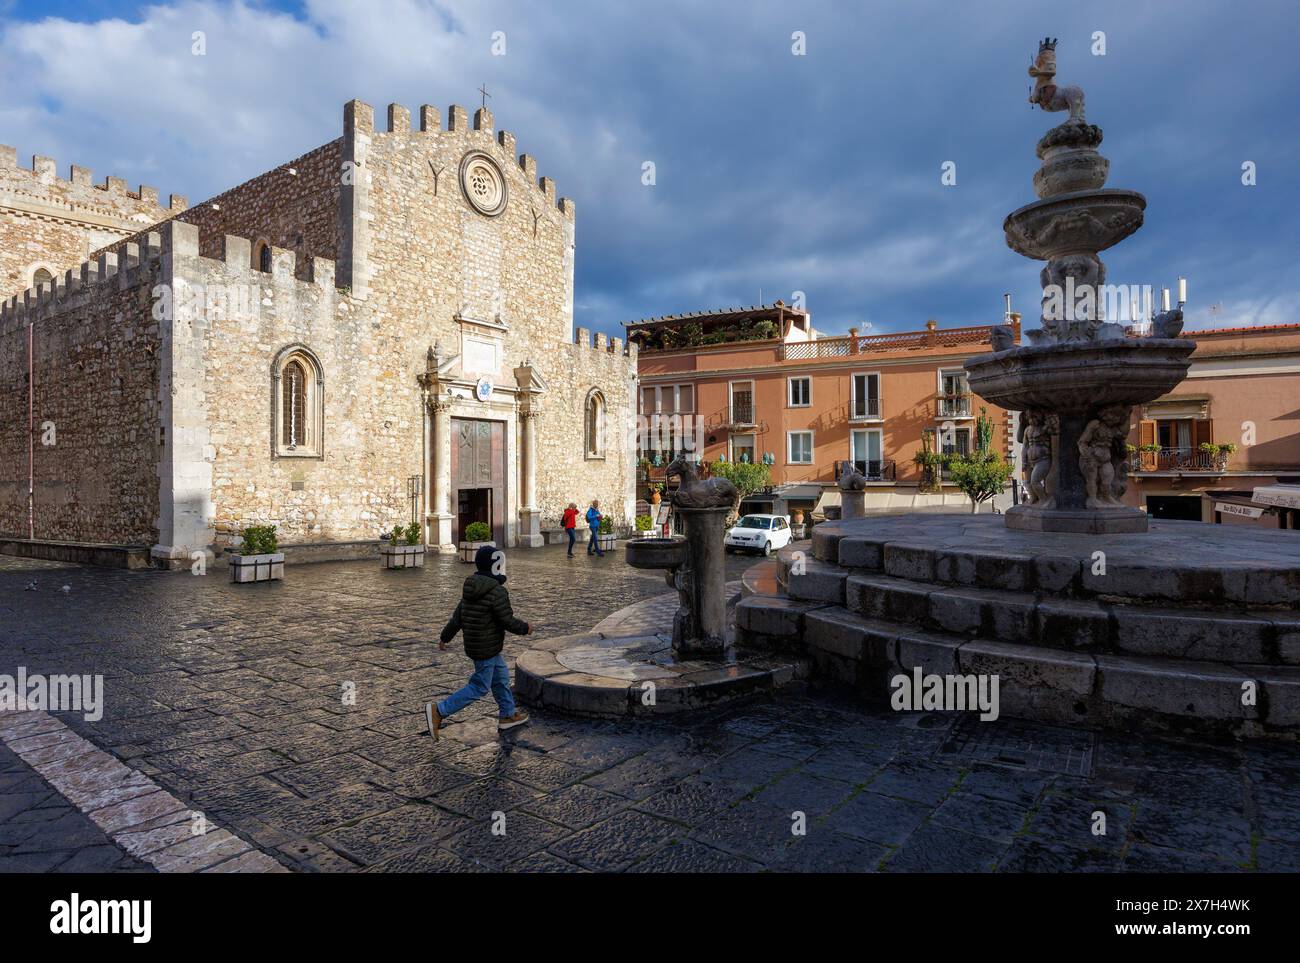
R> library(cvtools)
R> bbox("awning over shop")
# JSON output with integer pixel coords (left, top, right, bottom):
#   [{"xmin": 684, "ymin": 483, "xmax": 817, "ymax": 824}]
[{"xmin": 1252, "ymin": 484, "xmax": 1300, "ymax": 510}]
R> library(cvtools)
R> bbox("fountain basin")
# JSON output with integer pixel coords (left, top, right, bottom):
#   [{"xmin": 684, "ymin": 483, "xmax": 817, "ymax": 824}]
[
  {"xmin": 623, "ymin": 536, "xmax": 688, "ymax": 571},
  {"xmin": 965, "ymin": 337, "xmax": 1195, "ymax": 414},
  {"xmin": 1003, "ymin": 188, "xmax": 1146, "ymax": 260}
]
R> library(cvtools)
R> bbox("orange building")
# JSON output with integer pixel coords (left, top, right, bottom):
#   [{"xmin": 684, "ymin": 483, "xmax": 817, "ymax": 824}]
[
  {"xmin": 626, "ymin": 304, "xmax": 1019, "ymax": 515},
  {"xmin": 1124, "ymin": 323, "xmax": 1300, "ymax": 528}
]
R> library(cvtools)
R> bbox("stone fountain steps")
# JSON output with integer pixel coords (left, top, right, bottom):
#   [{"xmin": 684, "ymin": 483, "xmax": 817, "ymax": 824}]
[
  {"xmin": 805, "ymin": 515, "xmax": 1300, "ymax": 607},
  {"xmin": 734, "ymin": 600, "xmax": 1300, "ymax": 735},
  {"xmin": 737, "ymin": 513, "xmax": 1300, "ymax": 737}
]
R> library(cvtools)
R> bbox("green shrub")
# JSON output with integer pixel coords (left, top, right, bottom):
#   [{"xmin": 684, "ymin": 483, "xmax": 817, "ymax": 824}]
[
  {"xmin": 947, "ymin": 452, "xmax": 1014, "ymax": 514},
  {"xmin": 635, "ymin": 514, "xmax": 653, "ymax": 531},
  {"xmin": 239, "ymin": 524, "xmax": 278, "ymax": 555},
  {"xmin": 402, "ymin": 521, "xmax": 422, "ymax": 545},
  {"xmin": 464, "ymin": 521, "xmax": 491, "ymax": 542},
  {"xmin": 599, "ymin": 517, "xmax": 613, "ymax": 535}
]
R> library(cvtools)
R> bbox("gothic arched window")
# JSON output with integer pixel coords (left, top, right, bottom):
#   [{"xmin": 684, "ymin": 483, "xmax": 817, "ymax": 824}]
[
  {"xmin": 32, "ymin": 267, "xmax": 55, "ymax": 289},
  {"xmin": 585, "ymin": 388, "xmax": 606, "ymax": 459},
  {"xmin": 272, "ymin": 346, "xmax": 323, "ymax": 457},
  {"xmin": 254, "ymin": 239, "xmax": 272, "ymax": 273}
]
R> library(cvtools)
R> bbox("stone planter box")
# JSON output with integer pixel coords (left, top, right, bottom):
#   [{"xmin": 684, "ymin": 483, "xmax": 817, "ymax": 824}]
[
  {"xmin": 458, "ymin": 540, "xmax": 495, "ymax": 563},
  {"xmin": 380, "ymin": 544, "xmax": 425, "ymax": 569},
  {"xmin": 229, "ymin": 552, "xmax": 284, "ymax": 583},
  {"xmin": 597, "ymin": 533, "xmax": 618, "ymax": 552}
]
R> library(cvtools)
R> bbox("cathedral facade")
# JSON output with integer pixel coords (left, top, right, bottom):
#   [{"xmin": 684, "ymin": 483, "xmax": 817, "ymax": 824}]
[{"xmin": 0, "ymin": 100, "xmax": 637, "ymax": 566}]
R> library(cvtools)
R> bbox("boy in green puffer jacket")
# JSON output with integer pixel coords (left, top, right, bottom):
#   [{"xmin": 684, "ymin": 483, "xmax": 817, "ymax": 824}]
[{"xmin": 426, "ymin": 544, "xmax": 531, "ymax": 740}]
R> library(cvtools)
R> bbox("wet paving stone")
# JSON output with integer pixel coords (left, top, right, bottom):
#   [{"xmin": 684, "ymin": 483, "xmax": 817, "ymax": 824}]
[
  {"xmin": 549, "ymin": 809, "xmax": 682, "ymax": 871},
  {"xmin": 443, "ymin": 812, "xmax": 571, "ymax": 870},
  {"xmin": 519, "ymin": 784, "xmax": 631, "ymax": 830},
  {"xmin": 4, "ymin": 547, "xmax": 1300, "ymax": 872},
  {"xmin": 822, "ymin": 790, "xmax": 932, "ymax": 846},
  {"xmin": 882, "ymin": 821, "xmax": 1008, "ymax": 873},
  {"xmin": 929, "ymin": 791, "xmax": 1032, "ymax": 843},
  {"xmin": 628, "ymin": 838, "xmax": 760, "ymax": 873},
  {"xmin": 776, "ymin": 829, "xmax": 889, "ymax": 873}
]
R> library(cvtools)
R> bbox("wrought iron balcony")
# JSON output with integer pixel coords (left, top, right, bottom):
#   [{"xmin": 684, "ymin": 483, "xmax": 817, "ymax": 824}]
[
  {"xmin": 937, "ymin": 394, "xmax": 973, "ymax": 418},
  {"xmin": 850, "ymin": 396, "xmax": 881, "ymax": 419},
  {"xmin": 1133, "ymin": 447, "xmax": 1228, "ymax": 473},
  {"xmin": 727, "ymin": 401, "xmax": 755, "ymax": 426},
  {"xmin": 851, "ymin": 459, "xmax": 896, "ymax": 482}
]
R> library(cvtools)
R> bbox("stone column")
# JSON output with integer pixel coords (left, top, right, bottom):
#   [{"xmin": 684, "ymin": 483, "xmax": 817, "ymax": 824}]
[
  {"xmin": 518, "ymin": 408, "xmax": 543, "ymax": 547},
  {"xmin": 429, "ymin": 395, "xmax": 455, "ymax": 553},
  {"xmin": 673, "ymin": 506, "xmax": 730, "ymax": 658},
  {"xmin": 841, "ymin": 489, "xmax": 867, "ymax": 519}
]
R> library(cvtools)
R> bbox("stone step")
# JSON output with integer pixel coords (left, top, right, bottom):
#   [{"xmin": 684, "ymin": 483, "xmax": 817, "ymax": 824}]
[
  {"xmin": 777, "ymin": 543, "xmax": 847, "ymax": 605},
  {"xmin": 514, "ymin": 633, "xmax": 806, "ymax": 718},
  {"xmin": 733, "ymin": 594, "xmax": 828, "ymax": 652},
  {"xmin": 810, "ymin": 514, "xmax": 1300, "ymax": 607},
  {"xmin": 843, "ymin": 572, "xmax": 1297, "ymax": 665},
  {"xmin": 740, "ymin": 560, "xmax": 781, "ymax": 598},
  {"xmin": 799, "ymin": 606, "xmax": 1300, "ymax": 737}
]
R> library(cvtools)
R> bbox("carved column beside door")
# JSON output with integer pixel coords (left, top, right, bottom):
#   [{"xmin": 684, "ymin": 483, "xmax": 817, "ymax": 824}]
[{"xmin": 517, "ymin": 408, "xmax": 543, "ymax": 547}]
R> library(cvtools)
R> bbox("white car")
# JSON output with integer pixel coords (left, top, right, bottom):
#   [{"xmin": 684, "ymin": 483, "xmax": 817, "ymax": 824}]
[{"xmin": 724, "ymin": 514, "xmax": 792, "ymax": 556}]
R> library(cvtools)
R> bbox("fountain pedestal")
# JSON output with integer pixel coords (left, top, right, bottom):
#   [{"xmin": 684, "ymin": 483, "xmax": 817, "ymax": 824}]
[
  {"xmin": 671, "ymin": 506, "xmax": 730, "ymax": 658},
  {"xmin": 841, "ymin": 489, "xmax": 867, "ymax": 520}
]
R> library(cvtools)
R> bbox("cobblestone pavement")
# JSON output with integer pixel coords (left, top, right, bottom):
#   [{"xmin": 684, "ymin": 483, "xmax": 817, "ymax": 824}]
[{"xmin": 3, "ymin": 545, "xmax": 1300, "ymax": 872}]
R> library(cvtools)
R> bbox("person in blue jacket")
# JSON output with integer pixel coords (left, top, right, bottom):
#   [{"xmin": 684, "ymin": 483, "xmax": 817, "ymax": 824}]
[{"xmin": 585, "ymin": 499, "xmax": 604, "ymax": 556}]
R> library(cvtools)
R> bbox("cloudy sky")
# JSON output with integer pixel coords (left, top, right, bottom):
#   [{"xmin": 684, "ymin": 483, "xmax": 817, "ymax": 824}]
[{"xmin": 2, "ymin": 0, "xmax": 1297, "ymax": 337}]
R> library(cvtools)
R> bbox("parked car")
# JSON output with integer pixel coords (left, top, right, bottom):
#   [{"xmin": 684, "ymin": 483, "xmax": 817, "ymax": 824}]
[{"xmin": 724, "ymin": 514, "xmax": 792, "ymax": 556}]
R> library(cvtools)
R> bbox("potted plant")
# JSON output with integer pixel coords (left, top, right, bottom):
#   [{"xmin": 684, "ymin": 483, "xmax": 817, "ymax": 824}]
[
  {"xmin": 597, "ymin": 517, "xmax": 618, "ymax": 552},
  {"xmin": 381, "ymin": 521, "xmax": 425, "ymax": 569},
  {"xmin": 1204, "ymin": 441, "xmax": 1235, "ymax": 471},
  {"xmin": 459, "ymin": 521, "xmax": 494, "ymax": 563},
  {"xmin": 648, "ymin": 483, "xmax": 663, "ymax": 507},
  {"xmin": 1138, "ymin": 442, "xmax": 1161, "ymax": 471},
  {"xmin": 229, "ymin": 524, "xmax": 283, "ymax": 583},
  {"xmin": 634, "ymin": 514, "xmax": 654, "ymax": 538}
]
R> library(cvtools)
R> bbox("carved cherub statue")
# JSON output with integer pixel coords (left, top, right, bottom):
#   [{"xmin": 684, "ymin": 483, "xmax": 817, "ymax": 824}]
[
  {"xmin": 1018, "ymin": 410, "xmax": 1058, "ymax": 507},
  {"xmin": 1029, "ymin": 38, "xmax": 1086, "ymax": 124},
  {"xmin": 1078, "ymin": 405, "xmax": 1130, "ymax": 508}
]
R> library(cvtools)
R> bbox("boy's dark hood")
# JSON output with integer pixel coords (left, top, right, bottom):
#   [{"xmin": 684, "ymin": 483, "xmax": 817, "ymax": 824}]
[{"xmin": 463, "ymin": 572, "xmax": 502, "ymax": 600}]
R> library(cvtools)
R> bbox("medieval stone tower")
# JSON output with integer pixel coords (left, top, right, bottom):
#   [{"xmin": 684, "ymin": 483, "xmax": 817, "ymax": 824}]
[{"xmin": 0, "ymin": 100, "xmax": 638, "ymax": 566}]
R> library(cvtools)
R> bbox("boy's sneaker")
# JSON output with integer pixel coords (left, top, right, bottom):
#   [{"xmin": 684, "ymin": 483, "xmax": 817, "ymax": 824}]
[
  {"xmin": 425, "ymin": 702, "xmax": 442, "ymax": 741},
  {"xmin": 498, "ymin": 710, "xmax": 530, "ymax": 731}
]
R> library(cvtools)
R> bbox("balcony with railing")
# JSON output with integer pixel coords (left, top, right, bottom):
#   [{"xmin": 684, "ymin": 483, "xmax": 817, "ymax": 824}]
[
  {"xmin": 727, "ymin": 400, "xmax": 755, "ymax": 427},
  {"xmin": 779, "ymin": 323, "xmax": 1007, "ymax": 361},
  {"xmin": 1133, "ymin": 447, "xmax": 1229, "ymax": 474},
  {"xmin": 851, "ymin": 459, "xmax": 897, "ymax": 482},
  {"xmin": 850, "ymin": 396, "xmax": 881, "ymax": 420},
  {"xmin": 936, "ymin": 394, "xmax": 973, "ymax": 418}
]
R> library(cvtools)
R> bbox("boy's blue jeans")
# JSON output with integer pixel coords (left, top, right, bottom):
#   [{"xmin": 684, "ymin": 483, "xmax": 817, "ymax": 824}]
[{"xmin": 437, "ymin": 654, "xmax": 516, "ymax": 719}]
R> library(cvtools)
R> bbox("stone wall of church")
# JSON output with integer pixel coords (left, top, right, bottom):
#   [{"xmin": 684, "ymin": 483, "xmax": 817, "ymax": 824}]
[
  {"xmin": 170, "ymin": 141, "xmax": 342, "ymax": 279},
  {"xmin": 0, "ymin": 237, "xmax": 164, "ymax": 544},
  {"xmin": 0, "ymin": 145, "xmax": 186, "ymax": 299},
  {"xmin": 354, "ymin": 100, "xmax": 639, "ymax": 532}
]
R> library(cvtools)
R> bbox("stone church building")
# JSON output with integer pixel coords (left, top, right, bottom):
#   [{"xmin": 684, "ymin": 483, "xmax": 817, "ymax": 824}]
[{"xmin": 0, "ymin": 100, "xmax": 638, "ymax": 566}]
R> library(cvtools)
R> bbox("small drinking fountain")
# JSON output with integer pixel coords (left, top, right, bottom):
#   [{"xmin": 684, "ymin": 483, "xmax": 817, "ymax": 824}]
[{"xmin": 623, "ymin": 454, "xmax": 737, "ymax": 659}]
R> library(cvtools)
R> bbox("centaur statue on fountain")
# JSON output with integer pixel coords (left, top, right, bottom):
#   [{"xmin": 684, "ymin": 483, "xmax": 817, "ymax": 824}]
[{"xmin": 1029, "ymin": 37, "xmax": 1086, "ymax": 124}]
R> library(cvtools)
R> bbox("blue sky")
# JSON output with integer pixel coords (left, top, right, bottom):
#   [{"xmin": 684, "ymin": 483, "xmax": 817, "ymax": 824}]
[{"xmin": 2, "ymin": 0, "xmax": 1297, "ymax": 337}]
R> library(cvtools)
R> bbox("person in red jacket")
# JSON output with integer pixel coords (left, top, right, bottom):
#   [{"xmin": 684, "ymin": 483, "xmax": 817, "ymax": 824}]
[{"xmin": 561, "ymin": 502, "xmax": 579, "ymax": 557}]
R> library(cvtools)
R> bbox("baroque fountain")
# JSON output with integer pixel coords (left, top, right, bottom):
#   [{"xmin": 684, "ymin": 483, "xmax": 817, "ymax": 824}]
[{"xmin": 965, "ymin": 37, "xmax": 1194, "ymax": 534}]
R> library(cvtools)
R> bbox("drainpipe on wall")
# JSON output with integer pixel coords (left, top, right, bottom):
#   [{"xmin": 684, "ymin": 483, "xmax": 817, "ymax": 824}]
[{"xmin": 27, "ymin": 320, "xmax": 34, "ymax": 540}]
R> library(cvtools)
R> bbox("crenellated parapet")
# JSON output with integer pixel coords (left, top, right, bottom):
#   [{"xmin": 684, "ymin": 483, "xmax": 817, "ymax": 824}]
[
  {"xmin": 1, "ymin": 220, "xmax": 342, "ymax": 337},
  {"xmin": 343, "ymin": 99, "xmax": 575, "ymax": 219},
  {"xmin": 573, "ymin": 325, "xmax": 637, "ymax": 358},
  {"xmin": 0, "ymin": 144, "xmax": 187, "ymax": 225}
]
